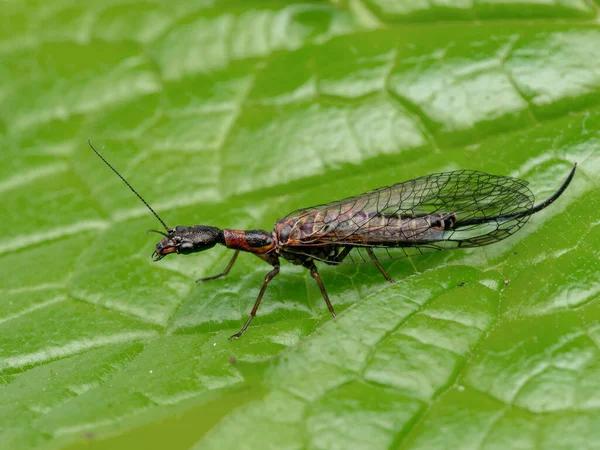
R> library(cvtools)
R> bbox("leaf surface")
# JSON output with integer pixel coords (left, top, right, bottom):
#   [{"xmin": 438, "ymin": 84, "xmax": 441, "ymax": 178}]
[{"xmin": 0, "ymin": 2, "xmax": 599, "ymax": 449}]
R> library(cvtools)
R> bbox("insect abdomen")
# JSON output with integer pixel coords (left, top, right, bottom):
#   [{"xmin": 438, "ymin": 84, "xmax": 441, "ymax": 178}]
[{"xmin": 277, "ymin": 211, "xmax": 457, "ymax": 246}]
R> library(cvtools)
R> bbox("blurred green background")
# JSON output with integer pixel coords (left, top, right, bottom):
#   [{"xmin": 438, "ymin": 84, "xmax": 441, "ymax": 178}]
[{"xmin": 1, "ymin": 1, "xmax": 599, "ymax": 449}]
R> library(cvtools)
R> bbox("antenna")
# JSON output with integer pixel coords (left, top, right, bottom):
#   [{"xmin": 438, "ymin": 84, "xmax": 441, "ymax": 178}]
[{"xmin": 87, "ymin": 139, "xmax": 170, "ymax": 232}]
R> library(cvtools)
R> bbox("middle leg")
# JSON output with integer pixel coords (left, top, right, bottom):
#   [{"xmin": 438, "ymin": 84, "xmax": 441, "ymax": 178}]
[
  {"xmin": 365, "ymin": 247, "xmax": 395, "ymax": 283},
  {"xmin": 303, "ymin": 260, "xmax": 336, "ymax": 318}
]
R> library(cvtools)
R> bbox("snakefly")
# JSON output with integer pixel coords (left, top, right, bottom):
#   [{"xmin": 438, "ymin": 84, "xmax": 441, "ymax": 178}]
[{"xmin": 88, "ymin": 141, "xmax": 576, "ymax": 339}]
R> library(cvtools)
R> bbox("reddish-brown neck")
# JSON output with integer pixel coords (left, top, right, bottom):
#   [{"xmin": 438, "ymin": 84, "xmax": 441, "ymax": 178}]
[{"xmin": 223, "ymin": 229, "xmax": 275, "ymax": 254}]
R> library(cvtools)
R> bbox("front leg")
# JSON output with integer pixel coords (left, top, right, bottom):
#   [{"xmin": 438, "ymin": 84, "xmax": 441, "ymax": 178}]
[
  {"xmin": 197, "ymin": 250, "xmax": 240, "ymax": 283},
  {"xmin": 229, "ymin": 262, "xmax": 280, "ymax": 340}
]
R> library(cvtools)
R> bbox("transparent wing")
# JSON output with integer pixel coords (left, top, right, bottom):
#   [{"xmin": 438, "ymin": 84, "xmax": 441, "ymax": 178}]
[{"xmin": 277, "ymin": 169, "xmax": 535, "ymax": 264}]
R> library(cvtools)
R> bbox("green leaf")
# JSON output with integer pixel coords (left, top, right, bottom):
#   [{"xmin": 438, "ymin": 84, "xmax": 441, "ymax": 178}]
[{"xmin": 1, "ymin": 2, "xmax": 599, "ymax": 449}]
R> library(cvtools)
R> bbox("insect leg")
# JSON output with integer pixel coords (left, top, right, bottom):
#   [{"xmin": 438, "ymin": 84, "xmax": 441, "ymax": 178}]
[
  {"xmin": 304, "ymin": 261, "xmax": 336, "ymax": 318},
  {"xmin": 365, "ymin": 248, "xmax": 395, "ymax": 283},
  {"xmin": 197, "ymin": 250, "xmax": 240, "ymax": 283},
  {"xmin": 333, "ymin": 246, "xmax": 353, "ymax": 263},
  {"xmin": 323, "ymin": 246, "xmax": 353, "ymax": 266},
  {"xmin": 229, "ymin": 265, "xmax": 280, "ymax": 340}
]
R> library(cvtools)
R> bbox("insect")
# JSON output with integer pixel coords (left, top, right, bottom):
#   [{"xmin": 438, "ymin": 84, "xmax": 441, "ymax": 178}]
[{"xmin": 88, "ymin": 141, "xmax": 576, "ymax": 339}]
